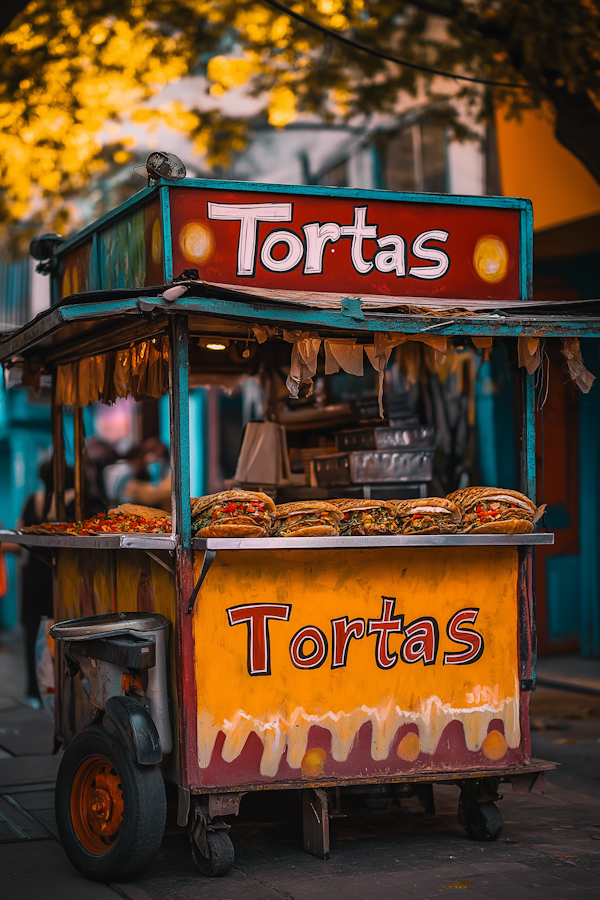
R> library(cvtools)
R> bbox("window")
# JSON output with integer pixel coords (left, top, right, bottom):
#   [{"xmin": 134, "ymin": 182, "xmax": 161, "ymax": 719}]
[
  {"xmin": 383, "ymin": 120, "xmax": 447, "ymax": 193},
  {"xmin": 318, "ymin": 160, "xmax": 348, "ymax": 188}
]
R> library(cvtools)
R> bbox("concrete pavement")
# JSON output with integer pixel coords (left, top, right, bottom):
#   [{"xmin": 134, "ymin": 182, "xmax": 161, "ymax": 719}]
[{"xmin": 0, "ymin": 632, "xmax": 599, "ymax": 899}]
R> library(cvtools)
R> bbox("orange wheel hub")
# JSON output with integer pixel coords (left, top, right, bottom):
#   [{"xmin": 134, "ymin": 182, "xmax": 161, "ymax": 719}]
[{"xmin": 70, "ymin": 755, "xmax": 124, "ymax": 854}]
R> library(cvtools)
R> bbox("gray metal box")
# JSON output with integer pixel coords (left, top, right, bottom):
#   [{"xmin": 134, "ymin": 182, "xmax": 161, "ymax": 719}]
[
  {"xmin": 312, "ymin": 450, "xmax": 434, "ymax": 485},
  {"xmin": 336, "ymin": 425, "xmax": 434, "ymax": 452}
]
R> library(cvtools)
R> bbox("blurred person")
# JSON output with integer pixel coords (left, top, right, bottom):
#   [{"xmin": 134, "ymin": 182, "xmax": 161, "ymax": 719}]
[
  {"xmin": 103, "ymin": 443, "xmax": 148, "ymax": 506},
  {"xmin": 83, "ymin": 436, "xmax": 116, "ymax": 516},
  {"xmin": 103, "ymin": 438, "xmax": 171, "ymax": 510},
  {"xmin": 123, "ymin": 438, "xmax": 171, "ymax": 511},
  {"xmin": 142, "ymin": 437, "xmax": 169, "ymax": 485},
  {"xmin": 17, "ymin": 459, "xmax": 75, "ymax": 702}
]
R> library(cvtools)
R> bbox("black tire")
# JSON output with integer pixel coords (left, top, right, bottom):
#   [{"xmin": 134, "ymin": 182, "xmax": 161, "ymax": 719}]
[
  {"xmin": 191, "ymin": 831, "xmax": 235, "ymax": 876},
  {"xmin": 462, "ymin": 800, "xmax": 503, "ymax": 842},
  {"xmin": 55, "ymin": 724, "xmax": 166, "ymax": 882}
]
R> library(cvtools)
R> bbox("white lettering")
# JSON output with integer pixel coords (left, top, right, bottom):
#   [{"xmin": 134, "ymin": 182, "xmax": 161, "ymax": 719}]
[
  {"xmin": 260, "ymin": 230, "xmax": 304, "ymax": 273},
  {"xmin": 409, "ymin": 230, "xmax": 450, "ymax": 280},
  {"xmin": 340, "ymin": 206, "xmax": 377, "ymax": 275},
  {"xmin": 207, "ymin": 202, "xmax": 293, "ymax": 276},
  {"xmin": 374, "ymin": 234, "xmax": 406, "ymax": 277},
  {"xmin": 302, "ymin": 222, "xmax": 341, "ymax": 274}
]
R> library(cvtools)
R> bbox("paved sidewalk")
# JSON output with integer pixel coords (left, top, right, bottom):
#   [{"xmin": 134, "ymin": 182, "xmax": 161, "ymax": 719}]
[
  {"xmin": 0, "ymin": 677, "xmax": 598, "ymax": 899},
  {"xmin": 537, "ymin": 654, "xmax": 600, "ymax": 695}
]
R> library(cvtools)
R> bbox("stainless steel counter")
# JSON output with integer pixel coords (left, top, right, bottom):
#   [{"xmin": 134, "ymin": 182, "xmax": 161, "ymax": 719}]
[
  {"xmin": 0, "ymin": 530, "xmax": 554, "ymax": 551},
  {"xmin": 0, "ymin": 530, "xmax": 176, "ymax": 550},
  {"xmin": 194, "ymin": 533, "xmax": 554, "ymax": 550}
]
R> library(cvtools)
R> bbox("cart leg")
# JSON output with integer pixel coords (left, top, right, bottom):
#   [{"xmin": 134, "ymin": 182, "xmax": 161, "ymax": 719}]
[
  {"xmin": 415, "ymin": 783, "xmax": 436, "ymax": 816},
  {"xmin": 302, "ymin": 788, "xmax": 330, "ymax": 860}
]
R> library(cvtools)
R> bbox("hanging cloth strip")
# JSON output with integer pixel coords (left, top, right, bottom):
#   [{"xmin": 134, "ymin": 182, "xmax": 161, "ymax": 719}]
[
  {"xmin": 54, "ymin": 336, "xmax": 169, "ymax": 406},
  {"xmin": 518, "ymin": 337, "xmax": 541, "ymax": 375},
  {"xmin": 324, "ymin": 339, "xmax": 364, "ymax": 376},
  {"xmin": 283, "ymin": 330, "xmax": 322, "ymax": 398},
  {"xmin": 365, "ymin": 333, "xmax": 407, "ymax": 417},
  {"xmin": 365, "ymin": 334, "xmax": 448, "ymax": 417},
  {"xmin": 560, "ymin": 337, "xmax": 596, "ymax": 393}
]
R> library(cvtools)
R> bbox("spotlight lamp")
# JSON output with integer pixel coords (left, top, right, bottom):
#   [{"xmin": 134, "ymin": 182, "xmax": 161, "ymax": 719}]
[
  {"xmin": 198, "ymin": 337, "xmax": 230, "ymax": 351},
  {"xmin": 145, "ymin": 151, "xmax": 186, "ymax": 182},
  {"xmin": 29, "ymin": 233, "xmax": 65, "ymax": 275}
]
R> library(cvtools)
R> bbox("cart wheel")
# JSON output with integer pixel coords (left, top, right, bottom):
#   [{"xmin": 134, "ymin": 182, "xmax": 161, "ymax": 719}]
[
  {"xmin": 462, "ymin": 800, "xmax": 502, "ymax": 842},
  {"xmin": 55, "ymin": 724, "xmax": 166, "ymax": 882},
  {"xmin": 191, "ymin": 830, "xmax": 235, "ymax": 876}
]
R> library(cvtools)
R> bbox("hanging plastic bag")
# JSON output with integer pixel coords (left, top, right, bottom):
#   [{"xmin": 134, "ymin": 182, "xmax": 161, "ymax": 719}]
[{"xmin": 35, "ymin": 616, "xmax": 55, "ymax": 718}]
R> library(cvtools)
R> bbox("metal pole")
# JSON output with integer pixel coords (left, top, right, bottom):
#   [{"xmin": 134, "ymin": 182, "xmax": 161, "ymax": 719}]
[
  {"xmin": 73, "ymin": 403, "xmax": 85, "ymax": 522},
  {"xmin": 520, "ymin": 369, "xmax": 536, "ymax": 502},
  {"xmin": 168, "ymin": 313, "xmax": 197, "ymax": 796},
  {"xmin": 169, "ymin": 314, "xmax": 191, "ymax": 547},
  {"xmin": 51, "ymin": 371, "xmax": 66, "ymax": 521}
]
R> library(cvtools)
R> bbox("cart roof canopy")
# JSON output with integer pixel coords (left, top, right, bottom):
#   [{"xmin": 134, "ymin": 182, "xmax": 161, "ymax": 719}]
[{"xmin": 1, "ymin": 178, "xmax": 599, "ymax": 370}]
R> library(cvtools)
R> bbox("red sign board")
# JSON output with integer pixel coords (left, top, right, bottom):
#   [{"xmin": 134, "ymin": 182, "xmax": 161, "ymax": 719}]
[{"xmin": 169, "ymin": 186, "xmax": 524, "ymax": 302}]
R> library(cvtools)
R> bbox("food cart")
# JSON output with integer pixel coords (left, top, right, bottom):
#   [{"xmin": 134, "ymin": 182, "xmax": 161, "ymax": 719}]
[{"xmin": 5, "ymin": 173, "xmax": 593, "ymax": 884}]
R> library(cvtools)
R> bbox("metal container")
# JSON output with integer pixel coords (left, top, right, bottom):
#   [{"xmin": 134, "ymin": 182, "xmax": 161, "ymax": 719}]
[
  {"xmin": 51, "ymin": 612, "xmax": 172, "ymax": 755},
  {"xmin": 388, "ymin": 416, "xmax": 420, "ymax": 429},
  {"xmin": 312, "ymin": 449, "xmax": 435, "ymax": 485},
  {"xmin": 336, "ymin": 425, "xmax": 434, "ymax": 452}
]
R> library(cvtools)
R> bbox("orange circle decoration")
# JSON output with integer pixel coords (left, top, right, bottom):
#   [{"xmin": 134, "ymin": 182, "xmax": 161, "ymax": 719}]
[
  {"xmin": 151, "ymin": 218, "xmax": 162, "ymax": 265},
  {"xmin": 301, "ymin": 747, "xmax": 326, "ymax": 778},
  {"xmin": 179, "ymin": 221, "xmax": 215, "ymax": 266},
  {"xmin": 397, "ymin": 732, "xmax": 420, "ymax": 762},
  {"xmin": 473, "ymin": 236, "xmax": 508, "ymax": 283},
  {"xmin": 70, "ymin": 755, "xmax": 124, "ymax": 855},
  {"xmin": 482, "ymin": 729, "xmax": 508, "ymax": 761}
]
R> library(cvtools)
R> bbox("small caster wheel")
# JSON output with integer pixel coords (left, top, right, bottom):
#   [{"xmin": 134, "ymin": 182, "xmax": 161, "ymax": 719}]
[
  {"xmin": 462, "ymin": 800, "xmax": 502, "ymax": 842},
  {"xmin": 191, "ymin": 830, "xmax": 234, "ymax": 876}
]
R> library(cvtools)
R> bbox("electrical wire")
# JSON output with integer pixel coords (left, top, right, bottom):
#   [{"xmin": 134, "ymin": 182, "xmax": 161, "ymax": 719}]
[{"xmin": 261, "ymin": 0, "xmax": 533, "ymax": 90}]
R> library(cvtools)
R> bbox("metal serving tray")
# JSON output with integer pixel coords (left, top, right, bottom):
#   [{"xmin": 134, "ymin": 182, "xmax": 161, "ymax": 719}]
[
  {"xmin": 194, "ymin": 533, "xmax": 555, "ymax": 550},
  {"xmin": 336, "ymin": 425, "xmax": 435, "ymax": 452},
  {"xmin": 312, "ymin": 450, "xmax": 434, "ymax": 485},
  {"xmin": 0, "ymin": 530, "xmax": 177, "ymax": 550}
]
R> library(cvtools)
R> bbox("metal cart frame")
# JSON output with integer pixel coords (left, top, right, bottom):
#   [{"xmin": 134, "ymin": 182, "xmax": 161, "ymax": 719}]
[{"xmin": 2, "ymin": 176, "xmax": 594, "ymax": 877}]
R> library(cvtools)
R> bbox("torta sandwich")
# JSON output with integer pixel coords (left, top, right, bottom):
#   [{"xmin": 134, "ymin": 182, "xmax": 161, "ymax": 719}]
[
  {"xmin": 191, "ymin": 491, "xmax": 275, "ymax": 537},
  {"xmin": 271, "ymin": 500, "xmax": 342, "ymax": 537},
  {"xmin": 331, "ymin": 499, "xmax": 398, "ymax": 536},
  {"xmin": 446, "ymin": 487, "xmax": 544, "ymax": 534},
  {"xmin": 393, "ymin": 497, "xmax": 461, "ymax": 534}
]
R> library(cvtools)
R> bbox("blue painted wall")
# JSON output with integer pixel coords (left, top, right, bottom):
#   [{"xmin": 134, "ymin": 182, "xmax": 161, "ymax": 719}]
[
  {"xmin": 159, "ymin": 389, "xmax": 206, "ymax": 498},
  {"xmin": 0, "ymin": 386, "xmax": 52, "ymax": 630},
  {"xmin": 475, "ymin": 343, "xmax": 517, "ymax": 490}
]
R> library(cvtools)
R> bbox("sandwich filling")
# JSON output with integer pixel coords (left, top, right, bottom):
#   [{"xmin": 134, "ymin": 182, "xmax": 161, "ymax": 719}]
[
  {"xmin": 461, "ymin": 499, "xmax": 533, "ymax": 532},
  {"xmin": 339, "ymin": 505, "xmax": 398, "ymax": 536},
  {"xmin": 272, "ymin": 510, "xmax": 340, "ymax": 536},
  {"xmin": 401, "ymin": 510, "xmax": 458, "ymax": 534},
  {"xmin": 192, "ymin": 498, "xmax": 272, "ymax": 535}
]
